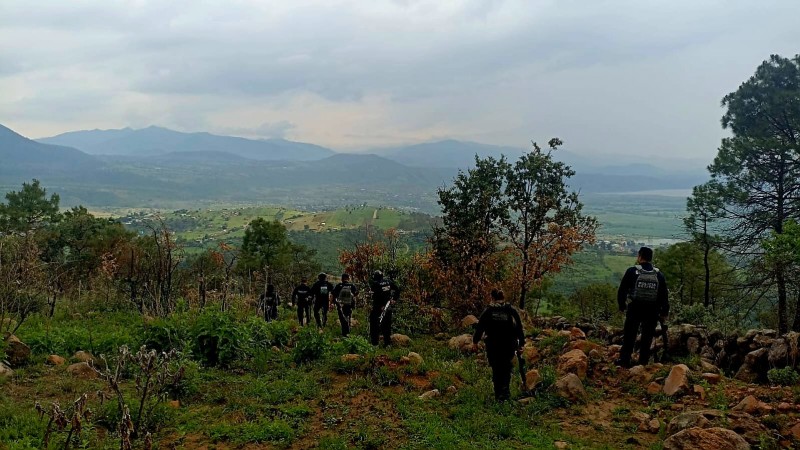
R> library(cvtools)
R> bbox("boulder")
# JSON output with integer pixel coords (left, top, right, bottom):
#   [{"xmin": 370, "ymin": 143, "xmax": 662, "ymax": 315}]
[
  {"xmin": 647, "ymin": 382, "xmax": 662, "ymax": 395},
  {"xmin": 768, "ymin": 338, "xmax": 789, "ymax": 368},
  {"xmin": 664, "ymin": 427, "xmax": 750, "ymax": 450},
  {"xmin": 726, "ymin": 411, "xmax": 769, "ymax": 446},
  {"xmin": 66, "ymin": 362, "xmax": 98, "ymax": 379},
  {"xmin": 700, "ymin": 359, "xmax": 719, "ymax": 374},
  {"xmin": 687, "ymin": 337, "xmax": 701, "ymax": 355},
  {"xmin": 168, "ymin": 400, "xmax": 180, "ymax": 408},
  {"xmin": 461, "ymin": 315, "xmax": 479, "ymax": 328},
  {"xmin": 525, "ymin": 369, "xmax": 541, "ymax": 391},
  {"xmin": 418, "ymin": 389, "xmax": 440, "ymax": 400},
  {"xmin": 693, "ymin": 385, "xmax": 706, "ymax": 400},
  {"xmin": 73, "ymin": 351, "xmax": 95, "ymax": 364},
  {"xmin": 628, "ymin": 364, "xmax": 662, "ymax": 384},
  {"xmin": 557, "ymin": 349, "xmax": 588, "ymax": 379},
  {"xmin": 663, "ymin": 364, "xmax": 690, "ymax": 396},
  {"xmin": 732, "ymin": 395, "xmax": 772, "ymax": 415},
  {"xmin": 4, "ymin": 335, "xmax": 31, "ymax": 367},
  {"xmin": 666, "ymin": 410, "xmax": 721, "ymax": 435},
  {"xmin": 46, "ymin": 355, "xmax": 66, "ymax": 366},
  {"xmin": 407, "ymin": 352, "xmax": 423, "ymax": 365},
  {"xmin": 390, "ymin": 334, "xmax": 411, "ymax": 346},
  {"xmin": 446, "ymin": 385, "xmax": 457, "ymax": 394},
  {"xmin": 570, "ymin": 340, "xmax": 601, "ymax": 355},
  {"xmin": 569, "ymin": 327, "xmax": 586, "ymax": 340},
  {"xmin": 521, "ymin": 345, "xmax": 540, "ymax": 364},
  {"xmin": 0, "ymin": 362, "xmax": 13, "ymax": 378},
  {"xmin": 448, "ymin": 334, "xmax": 474, "ymax": 352},
  {"xmin": 554, "ymin": 373, "xmax": 586, "ymax": 403}
]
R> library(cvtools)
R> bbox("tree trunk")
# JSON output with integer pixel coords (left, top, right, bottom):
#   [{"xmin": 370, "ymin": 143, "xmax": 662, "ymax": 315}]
[
  {"xmin": 519, "ymin": 250, "xmax": 529, "ymax": 310},
  {"xmin": 703, "ymin": 242, "xmax": 711, "ymax": 308},
  {"xmin": 777, "ymin": 265, "xmax": 788, "ymax": 334}
]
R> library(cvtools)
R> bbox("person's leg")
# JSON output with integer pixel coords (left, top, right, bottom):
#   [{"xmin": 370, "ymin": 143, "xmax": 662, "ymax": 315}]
[
  {"xmin": 369, "ymin": 310, "xmax": 380, "ymax": 345},
  {"xmin": 489, "ymin": 353, "xmax": 513, "ymax": 401},
  {"xmin": 382, "ymin": 310, "xmax": 392, "ymax": 347},
  {"xmin": 337, "ymin": 306, "xmax": 348, "ymax": 336},
  {"xmin": 313, "ymin": 301, "xmax": 323, "ymax": 328},
  {"xmin": 321, "ymin": 304, "xmax": 328, "ymax": 327},
  {"xmin": 343, "ymin": 305, "xmax": 352, "ymax": 336},
  {"xmin": 638, "ymin": 314, "xmax": 659, "ymax": 365},
  {"xmin": 297, "ymin": 302, "xmax": 304, "ymax": 326},
  {"xmin": 618, "ymin": 308, "xmax": 641, "ymax": 367}
]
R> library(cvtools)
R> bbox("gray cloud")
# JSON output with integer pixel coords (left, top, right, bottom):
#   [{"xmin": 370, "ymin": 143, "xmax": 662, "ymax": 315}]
[{"xmin": 0, "ymin": 0, "xmax": 798, "ymax": 156}]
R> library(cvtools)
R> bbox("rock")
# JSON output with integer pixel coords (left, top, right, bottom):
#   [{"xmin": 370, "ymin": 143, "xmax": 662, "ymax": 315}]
[
  {"xmin": 768, "ymin": 338, "xmax": 789, "ymax": 368},
  {"xmin": 446, "ymin": 385, "xmax": 457, "ymax": 394},
  {"xmin": 271, "ymin": 346, "xmax": 281, "ymax": 353},
  {"xmin": 66, "ymin": 362, "xmax": 98, "ymax": 379},
  {"xmin": 73, "ymin": 351, "xmax": 95, "ymax": 363},
  {"xmin": 647, "ymin": 418, "xmax": 661, "ymax": 433},
  {"xmin": 390, "ymin": 334, "xmax": 411, "ymax": 346},
  {"xmin": 647, "ymin": 382, "xmax": 662, "ymax": 395},
  {"xmin": 663, "ymin": 364, "xmax": 690, "ymax": 396},
  {"xmin": 587, "ymin": 349, "xmax": 603, "ymax": 362},
  {"xmin": 735, "ymin": 348, "xmax": 768, "ymax": 382},
  {"xmin": 525, "ymin": 369, "xmax": 541, "ymax": 391},
  {"xmin": 687, "ymin": 337, "xmax": 701, "ymax": 355},
  {"xmin": 700, "ymin": 359, "xmax": 719, "ymax": 374},
  {"xmin": 407, "ymin": 352, "xmax": 423, "ymax": 365},
  {"xmin": 448, "ymin": 334, "xmax": 474, "ymax": 352},
  {"xmin": 399, "ymin": 356, "xmax": 411, "ymax": 364},
  {"xmin": 461, "ymin": 315, "xmax": 479, "ymax": 328},
  {"xmin": 732, "ymin": 395, "xmax": 771, "ymax": 415},
  {"xmin": 521, "ymin": 345, "xmax": 540, "ymax": 364},
  {"xmin": 554, "ymin": 441, "xmax": 569, "ymax": 449},
  {"xmin": 418, "ymin": 389, "xmax": 440, "ymax": 400},
  {"xmin": 570, "ymin": 340, "xmax": 601, "ymax": 354},
  {"xmin": 341, "ymin": 354, "xmax": 362, "ymax": 363},
  {"xmin": 168, "ymin": 400, "xmax": 180, "ymax": 408},
  {"xmin": 4, "ymin": 335, "xmax": 31, "ymax": 367},
  {"xmin": 554, "ymin": 373, "xmax": 586, "ymax": 403},
  {"xmin": 693, "ymin": 385, "xmax": 706, "ymax": 400},
  {"xmin": 46, "ymin": 355, "xmax": 66, "ymax": 366},
  {"xmin": 0, "ymin": 362, "xmax": 13, "ymax": 378},
  {"xmin": 777, "ymin": 402, "xmax": 793, "ymax": 412},
  {"xmin": 628, "ymin": 364, "xmax": 661, "ymax": 384},
  {"xmin": 789, "ymin": 422, "xmax": 800, "ymax": 440},
  {"xmin": 726, "ymin": 411, "xmax": 769, "ymax": 445},
  {"xmin": 664, "ymin": 427, "xmax": 750, "ymax": 450},
  {"xmin": 569, "ymin": 327, "xmax": 586, "ymax": 340},
  {"xmin": 557, "ymin": 349, "xmax": 589, "ymax": 379},
  {"xmin": 700, "ymin": 346, "xmax": 716, "ymax": 362},
  {"xmin": 667, "ymin": 410, "xmax": 718, "ymax": 435}
]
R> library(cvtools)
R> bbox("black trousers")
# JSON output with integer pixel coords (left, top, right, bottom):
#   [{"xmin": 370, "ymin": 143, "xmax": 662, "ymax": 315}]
[
  {"xmin": 488, "ymin": 352, "xmax": 514, "ymax": 401},
  {"xmin": 297, "ymin": 302, "xmax": 311, "ymax": 326},
  {"xmin": 314, "ymin": 299, "xmax": 328, "ymax": 328},
  {"xmin": 620, "ymin": 303, "xmax": 659, "ymax": 365},
  {"xmin": 369, "ymin": 308, "xmax": 392, "ymax": 346},
  {"xmin": 337, "ymin": 304, "xmax": 353, "ymax": 337},
  {"xmin": 263, "ymin": 305, "xmax": 278, "ymax": 322}
]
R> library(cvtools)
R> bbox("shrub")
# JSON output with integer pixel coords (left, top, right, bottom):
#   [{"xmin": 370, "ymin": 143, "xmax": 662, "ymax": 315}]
[
  {"xmin": 191, "ymin": 310, "xmax": 245, "ymax": 367},
  {"xmin": 245, "ymin": 318, "xmax": 292, "ymax": 350},
  {"xmin": 292, "ymin": 327, "xmax": 329, "ymax": 364},
  {"xmin": 767, "ymin": 367, "xmax": 800, "ymax": 386},
  {"xmin": 336, "ymin": 335, "xmax": 373, "ymax": 355}
]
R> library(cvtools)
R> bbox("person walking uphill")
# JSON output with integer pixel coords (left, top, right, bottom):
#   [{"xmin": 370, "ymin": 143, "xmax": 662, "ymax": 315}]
[
  {"xmin": 292, "ymin": 277, "xmax": 313, "ymax": 327},
  {"xmin": 310, "ymin": 273, "xmax": 334, "ymax": 328},
  {"xmin": 333, "ymin": 273, "xmax": 359, "ymax": 337},
  {"xmin": 259, "ymin": 284, "xmax": 280, "ymax": 322},
  {"xmin": 369, "ymin": 270, "xmax": 399, "ymax": 346},
  {"xmin": 616, "ymin": 246, "xmax": 670, "ymax": 368},
  {"xmin": 472, "ymin": 289, "xmax": 525, "ymax": 402}
]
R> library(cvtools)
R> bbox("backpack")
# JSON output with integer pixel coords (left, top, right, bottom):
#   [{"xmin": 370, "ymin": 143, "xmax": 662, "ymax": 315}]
[
  {"xmin": 632, "ymin": 265, "xmax": 660, "ymax": 303},
  {"xmin": 265, "ymin": 293, "xmax": 278, "ymax": 306},
  {"xmin": 339, "ymin": 285, "xmax": 354, "ymax": 306}
]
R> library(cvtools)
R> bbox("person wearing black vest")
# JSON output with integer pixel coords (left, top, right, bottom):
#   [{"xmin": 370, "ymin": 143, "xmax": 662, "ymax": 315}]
[
  {"xmin": 368, "ymin": 270, "xmax": 399, "ymax": 346},
  {"xmin": 259, "ymin": 284, "xmax": 280, "ymax": 322},
  {"xmin": 292, "ymin": 277, "xmax": 313, "ymax": 327},
  {"xmin": 472, "ymin": 289, "xmax": 525, "ymax": 402},
  {"xmin": 310, "ymin": 272, "xmax": 334, "ymax": 328},
  {"xmin": 333, "ymin": 273, "xmax": 359, "ymax": 337},
  {"xmin": 616, "ymin": 246, "xmax": 670, "ymax": 368}
]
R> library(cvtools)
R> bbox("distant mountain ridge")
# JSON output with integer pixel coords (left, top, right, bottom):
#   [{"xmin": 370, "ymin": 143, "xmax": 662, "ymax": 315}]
[
  {"xmin": 0, "ymin": 124, "xmax": 100, "ymax": 175},
  {"xmin": 38, "ymin": 126, "xmax": 334, "ymax": 161}
]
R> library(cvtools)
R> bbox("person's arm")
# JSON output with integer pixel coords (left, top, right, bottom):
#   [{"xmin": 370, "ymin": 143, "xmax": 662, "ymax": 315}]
[
  {"xmin": 510, "ymin": 307, "xmax": 525, "ymax": 348},
  {"xmin": 617, "ymin": 268, "xmax": 635, "ymax": 311},
  {"xmin": 390, "ymin": 280, "xmax": 400, "ymax": 302},
  {"xmin": 658, "ymin": 272, "xmax": 670, "ymax": 318},
  {"xmin": 291, "ymin": 286, "xmax": 299, "ymax": 302},
  {"xmin": 332, "ymin": 283, "xmax": 342, "ymax": 302},
  {"xmin": 473, "ymin": 309, "xmax": 489, "ymax": 344}
]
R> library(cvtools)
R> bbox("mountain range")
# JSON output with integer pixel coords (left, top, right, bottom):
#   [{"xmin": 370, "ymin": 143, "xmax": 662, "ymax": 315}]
[{"xmin": 0, "ymin": 124, "xmax": 709, "ymax": 210}]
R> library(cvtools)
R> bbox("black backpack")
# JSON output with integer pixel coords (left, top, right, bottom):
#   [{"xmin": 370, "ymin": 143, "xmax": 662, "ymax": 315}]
[
  {"xmin": 339, "ymin": 285, "xmax": 354, "ymax": 306},
  {"xmin": 632, "ymin": 265, "xmax": 660, "ymax": 303}
]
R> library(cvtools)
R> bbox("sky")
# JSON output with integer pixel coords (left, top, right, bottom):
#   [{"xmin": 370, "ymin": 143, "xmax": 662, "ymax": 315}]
[{"xmin": 1, "ymin": 0, "xmax": 798, "ymax": 160}]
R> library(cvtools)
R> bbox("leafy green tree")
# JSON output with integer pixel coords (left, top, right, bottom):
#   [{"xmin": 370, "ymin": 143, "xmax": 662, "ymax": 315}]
[
  {"xmin": 502, "ymin": 139, "xmax": 597, "ymax": 309},
  {"xmin": 703, "ymin": 54, "xmax": 800, "ymax": 332},
  {"xmin": 239, "ymin": 218, "xmax": 293, "ymax": 272},
  {"xmin": 684, "ymin": 183, "xmax": 725, "ymax": 308},
  {"xmin": 657, "ymin": 242, "xmax": 732, "ymax": 310},
  {"xmin": 0, "ymin": 179, "xmax": 60, "ymax": 234},
  {"xmin": 569, "ymin": 283, "xmax": 618, "ymax": 323}
]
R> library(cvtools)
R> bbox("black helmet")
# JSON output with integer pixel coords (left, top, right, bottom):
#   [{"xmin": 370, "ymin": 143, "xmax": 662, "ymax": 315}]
[
  {"xmin": 318, "ymin": 272, "xmax": 327, "ymax": 280},
  {"xmin": 372, "ymin": 270, "xmax": 383, "ymax": 281}
]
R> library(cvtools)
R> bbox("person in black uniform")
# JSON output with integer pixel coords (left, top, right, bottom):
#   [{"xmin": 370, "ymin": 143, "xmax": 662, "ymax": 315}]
[
  {"xmin": 616, "ymin": 246, "xmax": 670, "ymax": 368},
  {"xmin": 292, "ymin": 277, "xmax": 313, "ymax": 327},
  {"xmin": 472, "ymin": 289, "xmax": 524, "ymax": 402},
  {"xmin": 259, "ymin": 284, "xmax": 280, "ymax": 322},
  {"xmin": 310, "ymin": 272, "xmax": 334, "ymax": 328},
  {"xmin": 333, "ymin": 273, "xmax": 359, "ymax": 337},
  {"xmin": 368, "ymin": 270, "xmax": 399, "ymax": 346}
]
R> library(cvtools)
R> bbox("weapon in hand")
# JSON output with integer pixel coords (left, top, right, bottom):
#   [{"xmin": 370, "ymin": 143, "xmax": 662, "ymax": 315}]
[
  {"xmin": 378, "ymin": 300, "xmax": 392, "ymax": 325},
  {"xmin": 516, "ymin": 348, "xmax": 527, "ymax": 392}
]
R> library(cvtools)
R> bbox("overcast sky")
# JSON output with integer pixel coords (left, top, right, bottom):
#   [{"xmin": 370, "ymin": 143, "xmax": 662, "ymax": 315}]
[{"xmin": 1, "ymin": 0, "xmax": 798, "ymax": 160}]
